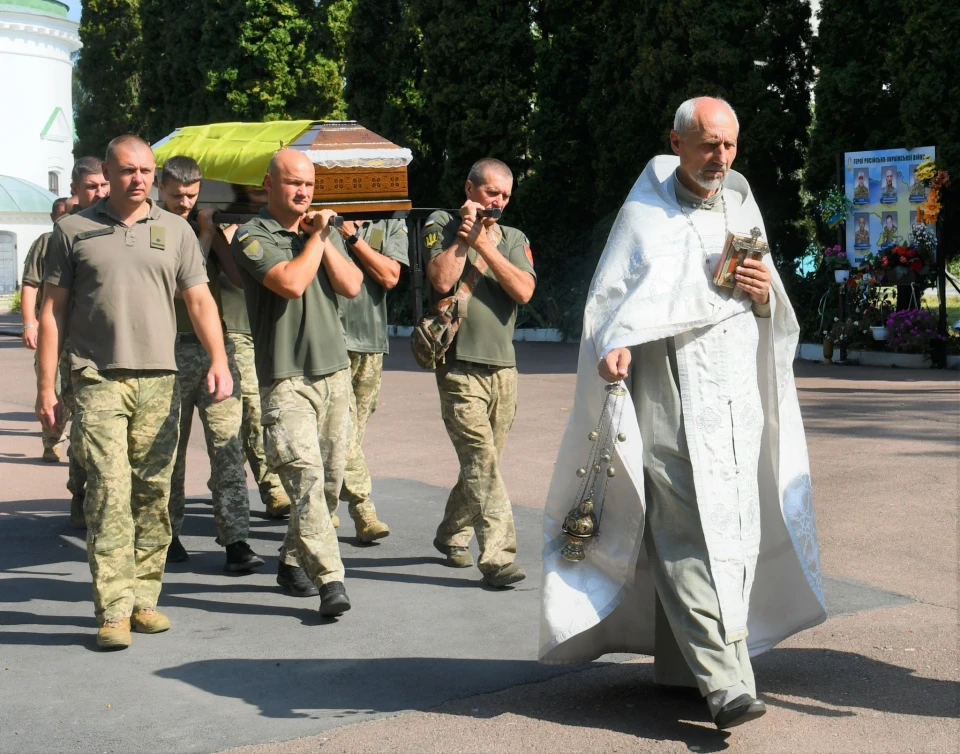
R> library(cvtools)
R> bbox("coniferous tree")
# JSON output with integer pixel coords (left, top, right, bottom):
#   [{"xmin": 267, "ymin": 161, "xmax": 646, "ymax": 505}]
[
  {"xmin": 196, "ymin": 0, "xmax": 345, "ymax": 123},
  {"xmin": 74, "ymin": 0, "xmax": 145, "ymax": 156},
  {"xmin": 344, "ymin": 0, "xmax": 438, "ymax": 205},
  {"xmin": 413, "ymin": 0, "xmax": 535, "ymax": 205}
]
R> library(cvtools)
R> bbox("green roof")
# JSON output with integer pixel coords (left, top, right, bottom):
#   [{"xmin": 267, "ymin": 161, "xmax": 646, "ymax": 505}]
[
  {"xmin": 0, "ymin": 1, "xmax": 69, "ymax": 19},
  {"xmin": 0, "ymin": 175, "xmax": 59, "ymax": 213}
]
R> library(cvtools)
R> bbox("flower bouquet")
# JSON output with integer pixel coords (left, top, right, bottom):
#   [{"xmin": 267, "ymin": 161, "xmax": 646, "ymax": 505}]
[
  {"xmin": 914, "ymin": 161, "xmax": 951, "ymax": 225},
  {"xmin": 818, "ymin": 187, "xmax": 852, "ymax": 229},
  {"xmin": 870, "ymin": 224, "xmax": 936, "ymax": 285}
]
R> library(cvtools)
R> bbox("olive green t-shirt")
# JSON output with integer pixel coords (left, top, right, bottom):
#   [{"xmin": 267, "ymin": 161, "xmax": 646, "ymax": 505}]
[
  {"xmin": 218, "ymin": 273, "xmax": 251, "ymax": 334},
  {"xmin": 231, "ymin": 208, "xmax": 350, "ymax": 386},
  {"xmin": 334, "ymin": 219, "xmax": 409, "ymax": 354},
  {"xmin": 425, "ymin": 210, "xmax": 536, "ymax": 367},
  {"xmin": 21, "ymin": 232, "xmax": 51, "ymax": 316},
  {"xmin": 44, "ymin": 198, "xmax": 208, "ymax": 371},
  {"xmin": 173, "ymin": 220, "xmax": 225, "ymax": 334}
]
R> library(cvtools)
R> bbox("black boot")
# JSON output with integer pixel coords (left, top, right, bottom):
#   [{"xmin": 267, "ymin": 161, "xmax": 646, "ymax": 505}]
[
  {"xmin": 166, "ymin": 536, "xmax": 189, "ymax": 564},
  {"xmin": 713, "ymin": 694, "xmax": 767, "ymax": 729},
  {"xmin": 276, "ymin": 563, "xmax": 319, "ymax": 597},
  {"xmin": 318, "ymin": 582, "xmax": 351, "ymax": 616},
  {"xmin": 224, "ymin": 541, "xmax": 265, "ymax": 572}
]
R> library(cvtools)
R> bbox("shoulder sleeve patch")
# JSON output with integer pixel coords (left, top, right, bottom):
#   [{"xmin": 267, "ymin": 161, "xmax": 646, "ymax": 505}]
[
  {"xmin": 241, "ymin": 238, "xmax": 263, "ymax": 261},
  {"xmin": 236, "ymin": 229, "xmax": 250, "ymax": 243},
  {"xmin": 522, "ymin": 234, "xmax": 534, "ymax": 266}
]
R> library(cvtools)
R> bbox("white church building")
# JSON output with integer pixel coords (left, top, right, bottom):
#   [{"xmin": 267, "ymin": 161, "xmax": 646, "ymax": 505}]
[{"xmin": 0, "ymin": 0, "xmax": 80, "ymax": 293}]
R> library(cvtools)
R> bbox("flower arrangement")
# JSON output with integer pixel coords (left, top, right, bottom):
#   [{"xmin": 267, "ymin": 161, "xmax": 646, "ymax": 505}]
[
  {"xmin": 818, "ymin": 187, "xmax": 853, "ymax": 229},
  {"xmin": 885, "ymin": 308, "xmax": 946, "ymax": 355},
  {"xmin": 860, "ymin": 223, "xmax": 937, "ymax": 284},
  {"xmin": 829, "ymin": 316, "xmax": 861, "ymax": 347},
  {"xmin": 914, "ymin": 161, "xmax": 951, "ymax": 225},
  {"xmin": 822, "ymin": 244, "xmax": 850, "ymax": 271}
]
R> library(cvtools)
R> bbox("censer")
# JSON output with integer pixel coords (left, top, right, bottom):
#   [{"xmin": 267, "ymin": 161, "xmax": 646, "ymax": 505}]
[{"xmin": 561, "ymin": 381, "xmax": 629, "ymax": 562}]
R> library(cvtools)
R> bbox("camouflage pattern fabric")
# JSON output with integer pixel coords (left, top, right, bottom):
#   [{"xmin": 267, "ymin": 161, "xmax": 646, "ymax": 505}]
[
  {"xmin": 260, "ymin": 369, "xmax": 350, "ymax": 586},
  {"xmin": 60, "ymin": 342, "xmax": 88, "ymax": 496},
  {"xmin": 168, "ymin": 338, "xmax": 249, "ymax": 545},
  {"xmin": 227, "ymin": 332, "xmax": 286, "ymax": 502},
  {"xmin": 339, "ymin": 351, "xmax": 383, "ymax": 521},
  {"xmin": 71, "ymin": 368, "xmax": 180, "ymax": 622},
  {"xmin": 435, "ymin": 362, "xmax": 518, "ymax": 574}
]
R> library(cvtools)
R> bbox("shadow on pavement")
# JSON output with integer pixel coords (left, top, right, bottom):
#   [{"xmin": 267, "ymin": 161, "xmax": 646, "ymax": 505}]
[{"xmin": 381, "ymin": 338, "xmax": 579, "ymax": 375}]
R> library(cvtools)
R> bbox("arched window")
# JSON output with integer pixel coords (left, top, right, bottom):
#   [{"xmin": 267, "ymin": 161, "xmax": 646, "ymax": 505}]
[
  {"xmin": 0, "ymin": 232, "xmax": 17, "ymax": 294},
  {"xmin": 48, "ymin": 171, "xmax": 60, "ymax": 195}
]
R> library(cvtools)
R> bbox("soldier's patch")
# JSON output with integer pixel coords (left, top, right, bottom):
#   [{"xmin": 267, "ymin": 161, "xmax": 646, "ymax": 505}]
[
  {"xmin": 423, "ymin": 219, "xmax": 435, "ymax": 228},
  {"xmin": 150, "ymin": 226, "xmax": 166, "ymax": 250},
  {"xmin": 425, "ymin": 231, "xmax": 440, "ymax": 249},
  {"xmin": 401, "ymin": 221, "xmax": 409, "ymax": 234},
  {"xmin": 242, "ymin": 239, "xmax": 263, "ymax": 261},
  {"xmin": 369, "ymin": 228, "xmax": 384, "ymax": 250},
  {"xmin": 523, "ymin": 235, "xmax": 534, "ymax": 266},
  {"xmin": 236, "ymin": 229, "xmax": 250, "ymax": 243}
]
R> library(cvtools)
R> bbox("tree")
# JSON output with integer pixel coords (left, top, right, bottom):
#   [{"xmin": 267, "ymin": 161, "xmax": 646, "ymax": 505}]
[
  {"xmin": 343, "ymin": 0, "xmax": 439, "ymax": 205},
  {"xmin": 196, "ymin": 0, "xmax": 345, "ymax": 123},
  {"xmin": 74, "ymin": 0, "xmax": 145, "ymax": 156},
  {"xmin": 413, "ymin": 0, "xmax": 535, "ymax": 205}
]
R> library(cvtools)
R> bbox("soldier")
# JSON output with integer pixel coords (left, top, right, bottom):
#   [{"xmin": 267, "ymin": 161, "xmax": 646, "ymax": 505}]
[
  {"xmin": 424, "ymin": 158, "xmax": 536, "ymax": 588},
  {"xmin": 217, "ymin": 201, "xmax": 293, "ymax": 520},
  {"xmin": 157, "ymin": 156, "xmax": 264, "ymax": 572},
  {"xmin": 232, "ymin": 149, "xmax": 362, "ymax": 616},
  {"xmin": 330, "ymin": 217, "xmax": 409, "ymax": 542},
  {"xmin": 37, "ymin": 135, "xmax": 232, "ymax": 650},
  {"xmin": 20, "ymin": 197, "xmax": 70, "ymax": 462},
  {"xmin": 49, "ymin": 158, "xmax": 110, "ymax": 528}
]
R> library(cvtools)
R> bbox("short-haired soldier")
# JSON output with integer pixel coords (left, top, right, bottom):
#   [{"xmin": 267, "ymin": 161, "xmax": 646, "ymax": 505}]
[
  {"xmin": 157, "ymin": 155, "xmax": 265, "ymax": 573},
  {"xmin": 38, "ymin": 135, "xmax": 233, "ymax": 650},
  {"xmin": 232, "ymin": 149, "xmax": 363, "ymax": 616},
  {"xmin": 424, "ymin": 158, "xmax": 536, "ymax": 588}
]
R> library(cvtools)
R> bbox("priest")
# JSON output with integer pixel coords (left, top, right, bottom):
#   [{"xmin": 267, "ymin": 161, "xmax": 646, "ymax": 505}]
[{"xmin": 539, "ymin": 97, "xmax": 826, "ymax": 729}]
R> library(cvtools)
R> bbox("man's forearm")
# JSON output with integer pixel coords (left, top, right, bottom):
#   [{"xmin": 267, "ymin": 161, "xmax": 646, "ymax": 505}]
[
  {"xmin": 20, "ymin": 286, "xmax": 39, "ymax": 326},
  {"xmin": 474, "ymin": 239, "xmax": 535, "ymax": 304},
  {"xmin": 321, "ymin": 238, "xmax": 363, "ymax": 297},
  {"xmin": 427, "ymin": 242, "xmax": 468, "ymax": 293},
  {"xmin": 188, "ymin": 296, "xmax": 228, "ymax": 365},
  {"xmin": 37, "ymin": 301, "xmax": 64, "ymax": 392},
  {"xmin": 350, "ymin": 239, "xmax": 401, "ymax": 289}
]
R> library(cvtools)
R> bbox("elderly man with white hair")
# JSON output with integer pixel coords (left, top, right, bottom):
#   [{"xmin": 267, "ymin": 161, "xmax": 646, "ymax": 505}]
[{"xmin": 539, "ymin": 97, "xmax": 826, "ymax": 729}]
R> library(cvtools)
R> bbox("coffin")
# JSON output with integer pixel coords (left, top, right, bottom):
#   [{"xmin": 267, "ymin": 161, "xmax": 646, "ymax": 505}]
[{"xmin": 152, "ymin": 120, "xmax": 413, "ymax": 220}]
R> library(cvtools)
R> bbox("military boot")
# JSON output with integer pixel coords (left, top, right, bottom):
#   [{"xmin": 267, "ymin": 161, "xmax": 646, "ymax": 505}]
[
  {"xmin": 224, "ymin": 541, "xmax": 265, "ymax": 572},
  {"xmin": 354, "ymin": 512, "xmax": 390, "ymax": 543},
  {"xmin": 131, "ymin": 608, "xmax": 171, "ymax": 634},
  {"xmin": 264, "ymin": 490, "xmax": 291, "ymax": 519},
  {"xmin": 277, "ymin": 563, "xmax": 319, "ymax": 597},
  {"xmin": 97, "ymin": 617, "xmax": 131, "ymax": 650},
  {"xmin": 42, "ymin": 446, "xmax": 60, "ymax": 463},
  {"xmin": 433, "ymin": 537, "xmax": 473, "ymax": 568},
  {"xmin": 318, "ymin": 582, "xmax": 351, "ymax": 616},
  {"xmin": 166, "ymin": 536, "xmax": 189, "ymax": 563},
  {"xmin": 69, "ymin": 494, "xmax": 86, "ymax": 530},
  {"xmin": 482, "ymin": 563, "xmax": 527, "ymax": 588}
]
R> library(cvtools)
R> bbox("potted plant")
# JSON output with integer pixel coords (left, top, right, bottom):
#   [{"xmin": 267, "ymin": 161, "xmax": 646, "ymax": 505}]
[
  {"xmin": 823, "ymin": 245, "xmax": 850, "ymax": 282},
  {"xmin": 854, "ymin": 286, "xmax": 895, "ymax": 341},
  {"xmin": 829, "ymin": 317, "xmax": 860, "ymax": 357},
  {"xmin": 874, "ymin": 224, "xmax": 936, "ymax": 286},
  {"xmin": 886, "ymin": 308, "xmax": 947, "ymax": 358}
]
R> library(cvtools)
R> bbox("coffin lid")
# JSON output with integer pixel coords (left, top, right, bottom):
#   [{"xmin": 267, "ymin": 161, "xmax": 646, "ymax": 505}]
[{"xmin": 152, "ymin": 121, "xmax": 413, "ymax": 188}]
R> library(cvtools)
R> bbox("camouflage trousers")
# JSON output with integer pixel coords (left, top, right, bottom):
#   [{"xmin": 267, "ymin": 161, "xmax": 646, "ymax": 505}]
[
  {"xmin": 339, "ymin": 351, "xmax": 384, "ymax": 521},
  {"xmin": 168, "ymin": 336, "xmax": 249, "ymax": 546},
  {"xmin": 71, "ymin": 368, "xmax": 180, "ymax": 622},
  {"xmin": 435, "ymin": 361, "xmax": 518, "ymax": 575},
  {"xmin": 34, "ymin": 350, "xmax": 67, "ymax": 450},
  {"xmin": 227, "ymin": 332, "xmax": 286, "ymax": 502},
  {"xmin": 261, "ymin": 370, "xmax": 351, "ymax": 586},
  {"xmin": 57, "ymin": 346, "xmax": 88, "ymax": 498}
]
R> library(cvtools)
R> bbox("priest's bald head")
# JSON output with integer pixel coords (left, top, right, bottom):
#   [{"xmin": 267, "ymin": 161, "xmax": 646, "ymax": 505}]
[{"xmin": 670, "ymin": 96, "xmax": 740, "ymax": 198}]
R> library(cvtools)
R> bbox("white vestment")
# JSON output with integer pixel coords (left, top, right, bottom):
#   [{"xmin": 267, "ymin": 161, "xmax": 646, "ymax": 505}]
[{"xmin": 539, "ymin": 156, "xmax": 826, "ymax": 664}]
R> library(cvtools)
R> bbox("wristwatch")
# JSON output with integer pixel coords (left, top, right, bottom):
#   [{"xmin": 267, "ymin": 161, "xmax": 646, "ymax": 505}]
[{"xmin": 345, "ymin": 230, "xmax": 360, "ymax": 246}]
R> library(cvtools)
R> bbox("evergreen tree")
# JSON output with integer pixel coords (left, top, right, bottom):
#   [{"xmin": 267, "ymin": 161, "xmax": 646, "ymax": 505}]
[
  {"xmin": 74, "ymin": 0, "xmax": 145, "ymax": 156},
  {"xmin": 344, "ymin": 0, "xmax": 439, "ymax": 205},
  {"xmin": 805, "ymin": 0, "xmax": 899, "ymax": 208},
  {"xmin": 196, "ymin": 0, "xmax": 345, "ymax": 123},
  {"xmin": 413, "ymin": 0, "xmax": 535, "ymax": 205}
]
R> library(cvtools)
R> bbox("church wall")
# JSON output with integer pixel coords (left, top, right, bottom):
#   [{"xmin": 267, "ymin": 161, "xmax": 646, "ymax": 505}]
[
  {"xmin": 0, "ymin": 8, "xmax": 80, "ymax": 194},
  {"xmin": 0, "ymin": 213, "xmax": 49, "ymax": 292}
]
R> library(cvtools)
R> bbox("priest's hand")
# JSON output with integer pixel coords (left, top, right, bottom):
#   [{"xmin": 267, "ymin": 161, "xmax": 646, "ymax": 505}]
[
  {"xmin": 735, "ymin": 257, "xmax": 771, "ymax": 305},
  {"xmin": 599, "ymin": 348, "xmax": 631, "ymax": 382}
]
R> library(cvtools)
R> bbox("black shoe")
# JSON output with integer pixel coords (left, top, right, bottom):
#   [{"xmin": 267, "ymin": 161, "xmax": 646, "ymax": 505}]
[
  {"xmin": 713, "ymin": 694, "xmax": 767, "ymax": 730},
  {"xmin": 481, "ymin": 563, "xmax": 527, "ymax": 588},
  {"xmin": 276, "ymin": 563, "xmax": 319, "ymax": 597},
  {"xmin": 224, "ymin": 541, "xmax": 265, "ymax": 572},
  {"xmin": 318, "ymin": 582, "xmax": 351, "ymax": 616},
  {"xmin": 166, "ymin": 536, "xmax": 189, "ymax": 564}
]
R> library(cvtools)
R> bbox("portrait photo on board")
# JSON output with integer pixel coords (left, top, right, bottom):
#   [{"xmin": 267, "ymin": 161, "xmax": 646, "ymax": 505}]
[{"xmin": 880, "ymin": 166, "xmax": 898, "ymax": 204}]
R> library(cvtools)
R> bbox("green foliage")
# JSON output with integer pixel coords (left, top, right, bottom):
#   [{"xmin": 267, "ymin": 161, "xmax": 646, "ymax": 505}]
[
  {"xmin": 74, "ymin": 0, "xmax": 145, "ymax": 156},
  {"xmin": 10, "ymin": 289, "xmax": 21, "ymax": 315},
  {"xmin": 196, "ymin": 0, "xmax": 345, "ymax": 123},
  {"xmin": 414, "ymin": 0, "xmax": 535, "ymax": 205}
]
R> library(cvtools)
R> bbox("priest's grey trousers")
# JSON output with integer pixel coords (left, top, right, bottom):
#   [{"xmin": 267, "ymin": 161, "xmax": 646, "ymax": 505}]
[{"xmin": 632, "ymin": 339, "xmax": 756, "ymax": 703}]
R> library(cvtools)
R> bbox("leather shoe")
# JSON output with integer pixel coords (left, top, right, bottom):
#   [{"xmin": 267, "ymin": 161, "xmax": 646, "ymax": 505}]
[
  {"xmin": 318, "ymin": 582, "xmax": 351, "ymax": 616},
  {"xmin": 713, "ymin": 694, "xmax": 767, "ymax": 729},
  {"xmin": 276, "ymin": 563, "xmax": 319, "ymax": 597}
]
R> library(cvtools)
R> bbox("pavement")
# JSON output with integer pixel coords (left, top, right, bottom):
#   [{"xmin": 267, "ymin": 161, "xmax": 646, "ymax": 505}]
[{"xmin": 0, "ymin": 336, "xmax": 957, "ymax": 754}]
